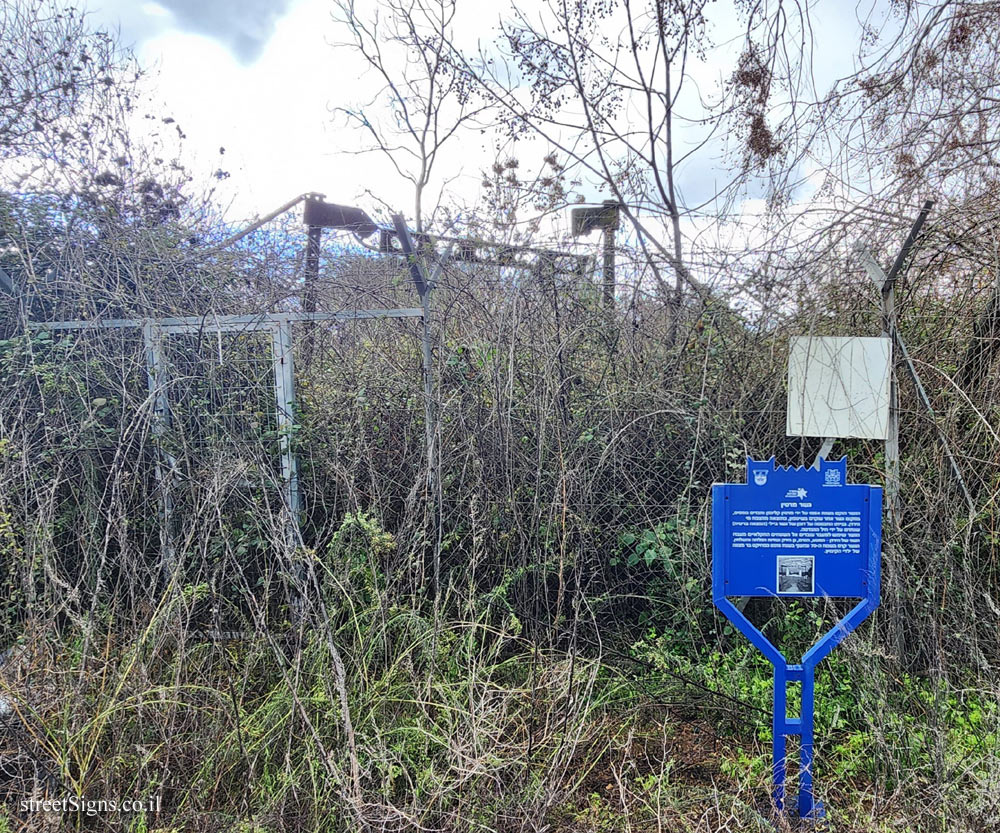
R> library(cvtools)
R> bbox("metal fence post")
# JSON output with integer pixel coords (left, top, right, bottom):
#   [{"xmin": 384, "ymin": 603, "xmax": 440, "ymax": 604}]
[
  {"xmin": 271, "ymin": 321, "xmax": 301, "ymax": 534},
  {"xmin": 143, "ymin": 322, "xmax": 178, "ymax": 585}
]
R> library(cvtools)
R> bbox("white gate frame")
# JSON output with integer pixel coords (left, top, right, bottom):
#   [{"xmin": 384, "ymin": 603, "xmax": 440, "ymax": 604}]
[{"xmin": 30, "ymin": 308, "xmax": 423, "ymax": 582}]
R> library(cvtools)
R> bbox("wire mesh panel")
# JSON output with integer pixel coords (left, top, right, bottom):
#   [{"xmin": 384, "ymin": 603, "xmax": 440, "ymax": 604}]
[
  {"xmin": 293, "ymin": 315, "xmax": 428, "ymax": 535},
  {"xmin": 162, "ymin": 328, "xmax": 279, "ymax": 459},
  {"xmin": 152, "ymin": 324, "xmax": 297, "ymax": 637},
  {"xmin": 0, "ymin": 326, "xmax": 159, "ymax": 633}
]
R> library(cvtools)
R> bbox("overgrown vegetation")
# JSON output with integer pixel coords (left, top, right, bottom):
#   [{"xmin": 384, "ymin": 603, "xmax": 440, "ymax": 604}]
[{"xmin": 2, "ymin": 1, "xmax": 1000, "ymax": 832}]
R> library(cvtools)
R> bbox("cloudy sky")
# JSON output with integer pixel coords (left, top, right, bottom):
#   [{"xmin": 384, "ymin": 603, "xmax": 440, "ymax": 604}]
[
  {"xmin": 76, "ymin": 0, "xmax": 886, "ymax": 235},
  {"xmin": 82, "ymin": 0, "xmax": 384, "ymax": 222},
  {"xmin": 76, "ymin": 0, "xmax": 518, "ymax": 226}
]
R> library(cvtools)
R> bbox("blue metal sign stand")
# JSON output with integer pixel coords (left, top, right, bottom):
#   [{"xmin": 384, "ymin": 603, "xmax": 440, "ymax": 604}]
[{"xmin": 712, "ymin": 457, "xmax": 882, "ymax": 820}]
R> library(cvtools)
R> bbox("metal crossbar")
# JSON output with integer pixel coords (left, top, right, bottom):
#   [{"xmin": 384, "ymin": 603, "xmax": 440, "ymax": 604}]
[{"xmin": 28, "ymin": 308, "xmax": 424, "ymax": 332}]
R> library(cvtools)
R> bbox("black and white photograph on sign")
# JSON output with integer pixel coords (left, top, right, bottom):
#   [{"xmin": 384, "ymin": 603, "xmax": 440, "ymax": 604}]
[{"xmin": 777, "ymin": 556, "xmax": 815, "ymax": 594}]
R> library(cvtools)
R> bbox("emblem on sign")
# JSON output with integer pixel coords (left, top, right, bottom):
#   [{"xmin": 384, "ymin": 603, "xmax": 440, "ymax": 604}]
[{"xmin": 753, "ymin": 469, "xmax": 768, "ymax": 485}]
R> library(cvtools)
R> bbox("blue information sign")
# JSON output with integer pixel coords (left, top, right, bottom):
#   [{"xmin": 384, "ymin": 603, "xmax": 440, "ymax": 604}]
[
  {"xmin": 717, "ymin": 457, "xmax": 877, "ymax": 599},
  {"xmin": 712, "ymin": 458, "xmax": 882, "ymax": 820}
]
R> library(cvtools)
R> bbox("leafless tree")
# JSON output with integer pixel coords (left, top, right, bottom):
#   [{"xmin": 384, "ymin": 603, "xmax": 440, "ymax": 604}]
[
  {"xmin": 443, "ymin": 1, "xmax": 820, "ymax": 331},
  {"xmin": 0, "ymin": 0, "xmax": 149, "ymax": 189},
  {"xmin": 332, "ymin": 0, "xmax": 490, "ymax": 232}
]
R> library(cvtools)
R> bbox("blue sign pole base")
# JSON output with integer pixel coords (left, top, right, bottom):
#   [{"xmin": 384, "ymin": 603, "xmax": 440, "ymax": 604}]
[{"xmin": 772, "ymin": 663, "xmax": 825, "ymax": 820}]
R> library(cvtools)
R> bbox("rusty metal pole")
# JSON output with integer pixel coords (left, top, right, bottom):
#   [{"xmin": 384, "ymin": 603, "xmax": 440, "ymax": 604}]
[
  {"xmin": 603, "ymin": 222, "xmax": 616, "ymax": 310},
  {"xmin": 881, "ymin": 199, "xmax": 934, "ymax": 522},
  {"xmin": 391, "ymin": 214, "xmax": 439, "ymax": 598},
  {"xmin": 571, "ymin": 200, "xmax": 620, "ymax": 310},
  {"xmin": 302, "ymin": 223, "xmax": 322, "ymax": 366},
  {"xmin": 881, "ymin": 260, "xmax": 900, "ymax": 522},
  {"xmin": 304, "ymin": 224, "xmax": 321, "ymax": 312}
]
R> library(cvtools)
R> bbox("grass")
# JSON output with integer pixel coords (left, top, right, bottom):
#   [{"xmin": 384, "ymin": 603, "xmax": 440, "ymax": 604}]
[{"xmin": 2, "ymin": 595, "xmax": 997, "ymax": 831}]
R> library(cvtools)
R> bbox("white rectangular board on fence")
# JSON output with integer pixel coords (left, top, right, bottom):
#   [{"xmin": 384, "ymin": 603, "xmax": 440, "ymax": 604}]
[{"xmin": 786, "ymin": 336, "xmax": 892, "ymax": 440}]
